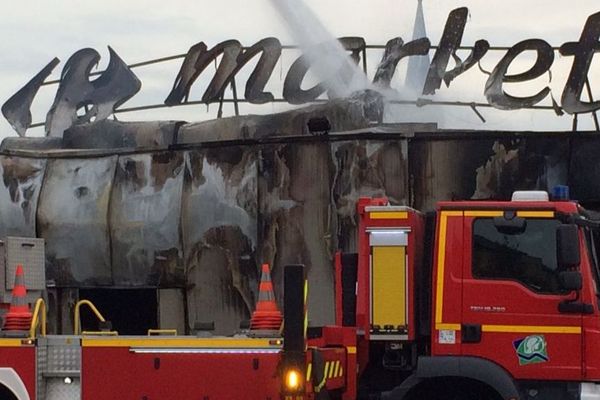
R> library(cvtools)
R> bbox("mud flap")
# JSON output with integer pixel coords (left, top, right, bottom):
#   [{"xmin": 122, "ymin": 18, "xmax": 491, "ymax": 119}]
[{"xmin": 311, "ymin": 349, "xmax": 331, "ymax": 400}]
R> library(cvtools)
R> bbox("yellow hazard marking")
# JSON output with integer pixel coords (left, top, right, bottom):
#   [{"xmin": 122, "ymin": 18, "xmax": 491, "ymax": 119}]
[
  {"xmin": 339, "ymin": 366, "xmax": 344, "ymax": 377},
  {"xmin": 370, "ymin": 211, "xmax": 408, "ymax": 219},
  {"xmin": 335, "ymin": 361, "xmax": 341, "ymax": 378},
  {"xmin": 81, "ymin": 337, "xmax": 282, "ymax": 348},
  {"xmin": 306, "ymin": 363, "xmax": 312, "ymax": 381}
]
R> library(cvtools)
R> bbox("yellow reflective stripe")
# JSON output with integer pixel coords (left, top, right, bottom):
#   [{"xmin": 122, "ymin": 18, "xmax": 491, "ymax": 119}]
[
  {"xmin": 435, "ymin": 209, "xmax": 573, "ymax": 337},
  {"xmin": 464, "ymin": 211, "xmax": 502, "ymax": 217},
  {"xmin": 516, "ymin": 211, "xmax": 554, "ymax": 218},
  {"xmin": 435, "ymin": 211, "xmax": 462, "ymax": 325},
  {"xmin": 304, "ymin": 280, "xmax": 308, "ymax": 346},
  {"xmin": 339, "ymin": 366, "xmax": 343, "ymax": 377},
  {"xmin": 464, "ymin": 210, "xmax": 555, "ymax": 218},
  {"xmin": 0, "ymin": 339, "xmax": 26, "ymax": 347},
  {"xmin": 306, "ymin": 363, "xmax": 312, "ymax": 381},
  {"xmin": 435, "ymin": 324, "xmax": 581, "ymax": 334},
  {"xmin": 482, "ymin": 325, "xmax": 581, "ymax": 334},
  {"xmin": 82, "ymin": 337, "xmax": 280, "ymax": 348},
  {"xmin": 347, "ymin": 346, "xmax": 356, "ymax": 354},
  {"xmin": 370, "ymin": 211, "xmax": 408, "ymax": 219},
  {"xmin": 436, "ymin": 323, "xmax": 461, "ymax": 331}
]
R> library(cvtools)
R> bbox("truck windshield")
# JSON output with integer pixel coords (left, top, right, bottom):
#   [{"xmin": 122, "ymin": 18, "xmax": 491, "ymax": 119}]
[{"xmin": 472, "ymin": 218, "xmax": 564, "ymax": 294}]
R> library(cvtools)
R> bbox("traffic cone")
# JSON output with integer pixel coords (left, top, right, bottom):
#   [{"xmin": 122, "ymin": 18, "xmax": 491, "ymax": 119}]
[
  {"xmin": 250, "ymin": 264, "xmax": 283, "ymax": 331},
  {"xmin": 2, "ymin": 265, "xmax": 32, "ymax": 332}
]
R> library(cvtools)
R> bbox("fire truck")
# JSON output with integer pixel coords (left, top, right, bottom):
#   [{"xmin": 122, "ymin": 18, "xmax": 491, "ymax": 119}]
[{"xmin": 0, "ymin": 188, "xmax": 598, "ymax": 400}]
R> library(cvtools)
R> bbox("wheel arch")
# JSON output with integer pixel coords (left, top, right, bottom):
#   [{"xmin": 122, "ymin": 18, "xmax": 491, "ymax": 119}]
[
  {"xmin": 381, "ymin": 356, "xmax": 520, "ymax": 400},
  {"xmin": 0, "ymin": 368, "xmax": 30, "ymax": 400}
]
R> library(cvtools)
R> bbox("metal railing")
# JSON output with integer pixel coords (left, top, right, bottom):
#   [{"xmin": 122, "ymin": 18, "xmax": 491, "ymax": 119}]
[
  {"xmin": 29, "ymin": 298, "xmax": 47, "ymax": 339},
  {"xmin": 73, "ymin": 299, "xmax": 108, "ymax": 336}
]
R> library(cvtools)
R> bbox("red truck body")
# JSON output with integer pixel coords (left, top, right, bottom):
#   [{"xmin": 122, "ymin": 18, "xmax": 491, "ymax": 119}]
[{"xmin": 0, "ymin": 191, "xmax": 599, "ymax": 400}]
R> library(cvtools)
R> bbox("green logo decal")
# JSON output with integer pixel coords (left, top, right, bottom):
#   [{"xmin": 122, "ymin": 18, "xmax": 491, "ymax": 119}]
[{"xmin": 513, "ymin": 335, "xmax": 549, "ymax": 365}]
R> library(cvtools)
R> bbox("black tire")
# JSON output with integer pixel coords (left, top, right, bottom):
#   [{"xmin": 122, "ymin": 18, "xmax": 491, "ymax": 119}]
[
  {"xmin": 406, "ymin": 378, "xmax": 502, "ymax": 400},
  {"xmin": 0, "ymin": 385, "xmax": 18, "ymax": 400}
]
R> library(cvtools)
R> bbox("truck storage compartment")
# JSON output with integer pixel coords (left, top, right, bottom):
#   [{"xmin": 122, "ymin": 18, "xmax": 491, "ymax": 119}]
[{"xmin": 369, "ymin": 230, "xmax": 409, "ymax": 339}]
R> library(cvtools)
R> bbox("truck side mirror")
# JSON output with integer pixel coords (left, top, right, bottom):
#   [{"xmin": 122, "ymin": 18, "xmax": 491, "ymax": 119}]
[
  {"xmin": 557, "ymin": 271, "xmax": 594, "ymax": 314},
  {"xmin": 558, "ymin": 271, "xmax": 582, "ymax": 291},
  {"xmin": 556, "ymin": 225, "xmax": 580, "ymax": 270}
]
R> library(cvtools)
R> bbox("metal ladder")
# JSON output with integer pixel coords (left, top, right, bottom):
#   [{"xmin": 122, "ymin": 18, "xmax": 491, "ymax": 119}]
[
  {"xmin": 36, "ymin": 335, "xmax": 81, "ymax": 400},
  {"xmin": 33, "ymin": 299, "xmax": 101, "ymax": 400},
  {"xmin": 32, "ymin": 299, "xmax": 115, "ymax": 400}
]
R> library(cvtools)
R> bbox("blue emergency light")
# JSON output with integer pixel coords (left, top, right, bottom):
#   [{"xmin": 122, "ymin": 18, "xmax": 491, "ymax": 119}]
[{"xmin": 551, "ymin": 185, "xmax": 570, "ymax": 201}]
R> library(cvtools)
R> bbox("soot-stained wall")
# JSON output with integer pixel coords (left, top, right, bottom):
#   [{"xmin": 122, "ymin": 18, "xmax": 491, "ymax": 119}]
[{"xmin": 0, "ymin": 128, "xmax": 597, "ymax": 334}]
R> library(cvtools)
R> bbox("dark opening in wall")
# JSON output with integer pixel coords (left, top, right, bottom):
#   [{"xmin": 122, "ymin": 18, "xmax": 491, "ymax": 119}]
[{"xmin": 78, "ymin": 289, "xmax": 158, "ymax": 335}]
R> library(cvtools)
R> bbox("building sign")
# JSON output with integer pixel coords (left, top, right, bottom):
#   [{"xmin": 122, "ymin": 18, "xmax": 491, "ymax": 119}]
[{"xmin": 3, "ymin": 7, "xmax": 600, "ymax": 137}]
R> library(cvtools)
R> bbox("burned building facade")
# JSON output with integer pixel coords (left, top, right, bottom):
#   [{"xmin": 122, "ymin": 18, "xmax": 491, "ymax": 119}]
[
  {"xmin": 1, "ymin": 97, "xmax": 598, "ymax": 335},
  {"xmin": 2, "ymin": 4, "xmax": 600, "ymax": 336}
]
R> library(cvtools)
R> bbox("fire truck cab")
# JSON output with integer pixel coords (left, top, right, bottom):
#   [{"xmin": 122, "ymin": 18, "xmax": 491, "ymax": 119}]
[{"xmin": 349, "ymin": 190, "xmax": 600, "ymax": 400}]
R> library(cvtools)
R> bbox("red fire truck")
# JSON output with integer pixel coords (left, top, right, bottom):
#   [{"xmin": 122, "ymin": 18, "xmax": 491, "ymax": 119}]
[{"xmin": 0, "ymin": 189, "xmax": 598, "ymax": 400}]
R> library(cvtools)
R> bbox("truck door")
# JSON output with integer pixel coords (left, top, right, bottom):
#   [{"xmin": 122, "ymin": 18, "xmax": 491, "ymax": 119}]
[{"xmin": 461, "ymin": 211, "xmax": 582, "ymax": 381}]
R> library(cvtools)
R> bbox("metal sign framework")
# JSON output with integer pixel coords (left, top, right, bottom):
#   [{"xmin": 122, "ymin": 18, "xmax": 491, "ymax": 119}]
[{"xmin": 3, "ymin": 6, "xmax": 600, "ymax": 138}]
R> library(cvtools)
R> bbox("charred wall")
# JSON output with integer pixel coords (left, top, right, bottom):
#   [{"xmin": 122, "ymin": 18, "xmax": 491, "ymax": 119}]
[{"xmin": 1, "ymin": 128, "xmax": 599, "ymax": 334}]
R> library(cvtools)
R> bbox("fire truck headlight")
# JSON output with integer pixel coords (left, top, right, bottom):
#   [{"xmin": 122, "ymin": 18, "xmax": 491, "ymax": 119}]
[
  {"xmin": 284, "ymin": 368, "xmax": 302, "ymax": 391},
  {"xmin": 64, "ymin": 377, "xmax": 72, "ymax": 385}
]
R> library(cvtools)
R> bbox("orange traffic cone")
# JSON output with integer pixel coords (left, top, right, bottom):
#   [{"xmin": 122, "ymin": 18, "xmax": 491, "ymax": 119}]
[
  {"xmin": 2, "ymin": 265, "xmax": 32, "ymax": 332},
  {"xmin": 250, "ymin": 264, "xmax": 283, "ymax": 331}
]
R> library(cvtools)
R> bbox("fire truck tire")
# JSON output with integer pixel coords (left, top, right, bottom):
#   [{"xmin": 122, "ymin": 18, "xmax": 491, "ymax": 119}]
[
  {"xmin": 416, "ymin": 356, "xmax": 517, "ymax": 400},
  {"xmin": 0, "ymin": 368, "xmax": 28, "ymax": 400},
  {"xmin": 381, "ymin": 357, "xmax": 518, "ymax": 400},
  {"xmin": 0, "ymin": 385, "xmax": 19, "ymax": 400}
]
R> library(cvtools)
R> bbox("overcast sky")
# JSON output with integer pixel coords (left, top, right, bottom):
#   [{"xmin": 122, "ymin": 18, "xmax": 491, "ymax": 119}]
[{"xmin": 1, "ymin": 0, "xmax": 600, "ymax": 139}]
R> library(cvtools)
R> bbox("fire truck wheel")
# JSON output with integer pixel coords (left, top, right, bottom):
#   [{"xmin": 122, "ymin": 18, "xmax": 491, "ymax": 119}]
[
  {"xmin": 405, "ymin": 378, "xmax": 502, "ymax": 400},
  {"xmin": 0, "ymin": 385, "xmax": 18, "ymax": 400}
]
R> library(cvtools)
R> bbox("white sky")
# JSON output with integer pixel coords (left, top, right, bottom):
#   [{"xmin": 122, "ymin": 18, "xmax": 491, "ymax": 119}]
[{"xmin": 1, "ymin": 0, "xmax": 600, "ymax": 139}]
